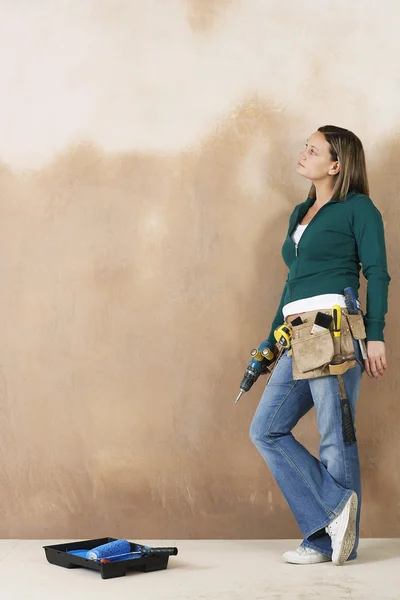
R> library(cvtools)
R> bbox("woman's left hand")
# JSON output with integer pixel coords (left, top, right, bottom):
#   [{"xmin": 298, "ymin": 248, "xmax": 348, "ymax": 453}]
[{"xmin": 364, "ymin": 341, "xmax": 387, "ymax": 379}]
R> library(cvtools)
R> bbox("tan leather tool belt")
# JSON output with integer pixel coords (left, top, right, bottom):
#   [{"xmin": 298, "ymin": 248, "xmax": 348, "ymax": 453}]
[{"xmin": 285, "ymin": 308, "xmax": 366, "ymax": 380}]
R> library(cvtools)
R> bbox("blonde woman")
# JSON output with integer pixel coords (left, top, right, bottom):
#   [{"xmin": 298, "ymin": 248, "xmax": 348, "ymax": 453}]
[{"xmin": 250, "ymin": 126, "xmax": 390, "ymax": 565}]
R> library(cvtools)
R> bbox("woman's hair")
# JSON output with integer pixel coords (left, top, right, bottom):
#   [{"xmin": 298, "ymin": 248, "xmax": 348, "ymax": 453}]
[{"xmin": 308, "ymin": 125, "xmax": 369, "ymax": 201}]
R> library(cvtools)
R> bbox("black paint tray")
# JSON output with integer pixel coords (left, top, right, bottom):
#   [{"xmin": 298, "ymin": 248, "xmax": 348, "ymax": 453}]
[{"xmin": 43, "ymin": 537, "xmax": 177, "ymax": 580}]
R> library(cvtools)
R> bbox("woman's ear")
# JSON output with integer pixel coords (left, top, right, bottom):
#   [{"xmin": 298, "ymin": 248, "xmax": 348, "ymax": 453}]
[{"xmin": 329, "ymin": 161, "xmax": 340, "ymax": 175}]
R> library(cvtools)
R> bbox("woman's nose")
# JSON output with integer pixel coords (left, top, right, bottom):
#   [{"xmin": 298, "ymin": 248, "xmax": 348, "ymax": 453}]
[{"xmin": 299, "ymin": 150, "xmax": 306, "ymax": 160}]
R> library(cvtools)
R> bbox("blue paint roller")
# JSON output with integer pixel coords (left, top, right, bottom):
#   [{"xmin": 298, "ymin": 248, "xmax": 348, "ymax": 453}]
[
  {"xmin": 68, "ymin": 539, "xmax": 178, "ymax": 562},
  {"xmin": 87, "ymin": 539, "xmax": 131, "ymax": 560},
  {"xmin": 68, "ymin": 539, "xmax": 131, "ymax": 560}
]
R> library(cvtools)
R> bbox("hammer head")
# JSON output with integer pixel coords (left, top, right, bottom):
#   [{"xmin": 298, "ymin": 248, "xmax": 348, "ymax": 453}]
[
  {"xmin": 329, "ymin": 353, "xmax": 357, "ymax": 375},
  {"xmin": 331, "ymin": 353, "xmax": 347, "ymax": 366}
]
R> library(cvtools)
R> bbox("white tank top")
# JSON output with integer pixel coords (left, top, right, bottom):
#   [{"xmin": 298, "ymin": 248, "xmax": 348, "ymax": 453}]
[
  {"xmin": 291, "ymin": 222, "xmax": 308, "ymax": 245},
  {"xmin": 282, "ymin": 223, "xmax": 360, "ymax": 318}
]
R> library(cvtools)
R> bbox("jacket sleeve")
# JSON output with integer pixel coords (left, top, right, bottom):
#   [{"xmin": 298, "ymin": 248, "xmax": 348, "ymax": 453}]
[
  {"xmin": 266, "ymin": 278, "xmax": 289, "ymax": 346},
  {"xmin": 351, "ymin": 196, "xmax": 391, "ymax": 342}
]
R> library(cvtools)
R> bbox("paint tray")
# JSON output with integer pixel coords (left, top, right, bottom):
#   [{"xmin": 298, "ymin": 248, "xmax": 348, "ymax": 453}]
[{"xmin": 43, "ymin": 537, "xmax": 177, "ymax": 580}]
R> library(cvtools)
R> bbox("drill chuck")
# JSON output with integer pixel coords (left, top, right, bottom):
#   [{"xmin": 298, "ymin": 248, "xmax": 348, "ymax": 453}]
[{"xmin": 239, "ymin": 365, "xmax": 259, "ymax": 393}]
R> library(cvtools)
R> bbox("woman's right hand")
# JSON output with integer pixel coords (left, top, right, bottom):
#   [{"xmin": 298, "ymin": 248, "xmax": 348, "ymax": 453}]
[{"xmin": 272, "ymin": 343, "xmax": 280, "ymax": 359}]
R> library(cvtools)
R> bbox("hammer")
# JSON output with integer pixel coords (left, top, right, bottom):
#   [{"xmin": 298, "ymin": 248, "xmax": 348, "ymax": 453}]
[{"xmin": 330, "ymin": 305, "xmax": 357, "ymax": 445}]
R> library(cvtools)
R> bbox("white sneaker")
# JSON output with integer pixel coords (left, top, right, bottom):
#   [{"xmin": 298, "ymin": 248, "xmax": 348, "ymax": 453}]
[
  {"xmin": 325, "ymin": 491, "xmax": 358, "ymax": 565},
  {"xmin": 282, "ymin": 546, "xmax": 331, "ymax": 564}
]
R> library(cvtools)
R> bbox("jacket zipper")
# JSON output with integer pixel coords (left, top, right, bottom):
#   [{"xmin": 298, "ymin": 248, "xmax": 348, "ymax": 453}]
[
  {"xmin": 291, "ymin": 200, "xmax": 335, "ymax": 297},
  {"xmin": 293, "ymin": 200, "xmax": 335, "ymax": 256}
]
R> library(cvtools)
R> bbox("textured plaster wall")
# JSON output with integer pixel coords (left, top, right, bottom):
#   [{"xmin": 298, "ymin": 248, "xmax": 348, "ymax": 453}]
[{"xmin": 0, "ymin": 0, "xmax": 399, "ymax": 538}]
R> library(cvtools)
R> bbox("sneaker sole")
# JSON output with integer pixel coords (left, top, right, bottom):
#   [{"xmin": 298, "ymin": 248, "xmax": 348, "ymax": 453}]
[
  {"xmin": 283, "ymin": 551, "xmax": 331, "ymax": 564},
  {"xmin": 332, "ymin": 492, "xmax": 358, "ymax": 566}
]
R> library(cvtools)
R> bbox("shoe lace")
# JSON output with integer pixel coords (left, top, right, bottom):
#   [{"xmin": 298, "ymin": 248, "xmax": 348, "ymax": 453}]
[{"xmin": 325, "ymin": 521, "xmax": 338, "ymax": 541}]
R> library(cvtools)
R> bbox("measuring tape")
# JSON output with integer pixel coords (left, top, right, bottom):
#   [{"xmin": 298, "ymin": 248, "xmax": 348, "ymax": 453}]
[{"xmin": 274, "ymin": 323, "xmax": 292, "ymax": 349}]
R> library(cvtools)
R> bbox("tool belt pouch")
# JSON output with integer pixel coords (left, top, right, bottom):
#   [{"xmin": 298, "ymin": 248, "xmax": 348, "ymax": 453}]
[
  {"xmin": 346, "ymin": 313, "xmax": 367, "ymax": 340},
  {"xmin": 338, "ymin": 313, "xmax": 367, "ymax": 356},
  {"xmin": 290, "ymin": 323, "xmax": 335, "ymax": 380},
  {"xmin": 288, "ymin": 311, "xmax": 365, "ymax": 379}
]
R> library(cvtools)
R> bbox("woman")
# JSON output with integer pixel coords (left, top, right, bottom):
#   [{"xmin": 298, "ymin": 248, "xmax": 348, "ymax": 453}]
[{"xmin": 249, "ymin": 126, "xmax": 390, "ymax": 565}]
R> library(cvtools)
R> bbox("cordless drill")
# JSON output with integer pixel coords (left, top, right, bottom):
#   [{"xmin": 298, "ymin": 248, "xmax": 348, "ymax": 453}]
[
  {"xmin": 235, "ymin": 340, "xmax": 276, "ymax": 404},
  {"xmin": 235, "ymin": 324, "xmax": 293, "ymax": 404}
]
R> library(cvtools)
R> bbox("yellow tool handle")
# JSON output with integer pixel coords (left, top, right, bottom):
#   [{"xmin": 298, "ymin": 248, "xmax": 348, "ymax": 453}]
[{"xmin": 332, "ymin": 305, "xmax": 341, "ymax": 337}]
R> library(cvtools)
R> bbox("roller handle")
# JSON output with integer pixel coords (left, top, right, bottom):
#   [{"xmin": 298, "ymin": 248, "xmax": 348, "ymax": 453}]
[{"xmin": 144, "ymin": 546, "xmax": 178, "ymax": 556}]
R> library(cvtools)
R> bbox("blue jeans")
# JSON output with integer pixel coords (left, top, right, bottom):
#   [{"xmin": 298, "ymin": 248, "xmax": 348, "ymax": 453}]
[{"xmin": 249, "ymin": 337, "xmax": 364, "ymax": 561}]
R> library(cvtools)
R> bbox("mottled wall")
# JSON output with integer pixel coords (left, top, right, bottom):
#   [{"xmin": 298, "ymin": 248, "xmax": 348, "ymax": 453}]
[{"xmin": 0, "ymin": 0, "xmax": 399, "ymax": 539}]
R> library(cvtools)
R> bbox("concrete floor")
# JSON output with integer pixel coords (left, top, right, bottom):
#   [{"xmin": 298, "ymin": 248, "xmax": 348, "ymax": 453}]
[{"xmin": 1, "ymin": 538, "xmax": 399, "ymax": 599}]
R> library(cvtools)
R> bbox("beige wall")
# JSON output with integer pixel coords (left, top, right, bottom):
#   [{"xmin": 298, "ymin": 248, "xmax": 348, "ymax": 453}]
[{"xmin": 0, "ymin": 0, "xmax": 399, "ymax": 539}]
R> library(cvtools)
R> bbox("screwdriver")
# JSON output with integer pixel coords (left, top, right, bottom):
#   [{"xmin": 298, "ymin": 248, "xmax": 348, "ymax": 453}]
[{"xmin": 331, "ymin": 304, "xmax": 342, "ymax": 357}]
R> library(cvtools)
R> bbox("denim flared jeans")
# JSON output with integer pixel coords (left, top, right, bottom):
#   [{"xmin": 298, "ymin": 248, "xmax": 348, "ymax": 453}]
[{"xmin": 250, "ymin": 337, "xmax": 364, "ymax": 560}]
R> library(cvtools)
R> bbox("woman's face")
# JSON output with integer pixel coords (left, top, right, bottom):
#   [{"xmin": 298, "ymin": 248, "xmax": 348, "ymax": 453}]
[{"xmin": 296, "ymin": 131, "xmax": 339, "ymax": 182}]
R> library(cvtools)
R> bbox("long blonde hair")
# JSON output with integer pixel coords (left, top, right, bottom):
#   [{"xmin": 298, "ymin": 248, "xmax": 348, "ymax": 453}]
[{"xmin": 308, "ymin": 125, "xmax": 369, "ymax": 201}]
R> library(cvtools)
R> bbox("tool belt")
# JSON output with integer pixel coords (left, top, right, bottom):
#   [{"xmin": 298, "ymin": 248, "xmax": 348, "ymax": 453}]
[{"xmin": 286, "ymin": 308, "xmax": 366, "ymax": 380}]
